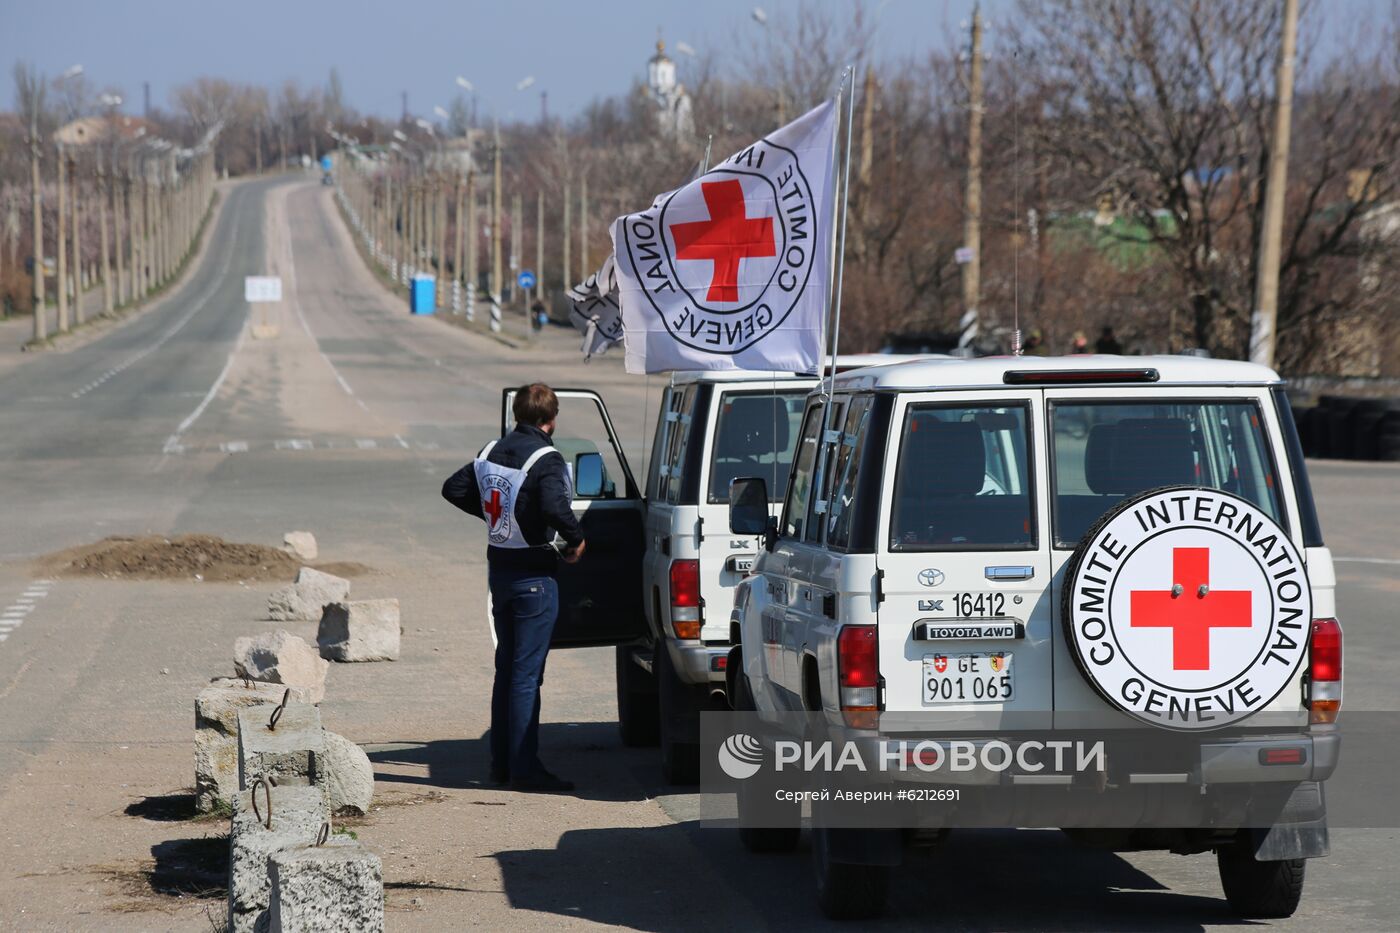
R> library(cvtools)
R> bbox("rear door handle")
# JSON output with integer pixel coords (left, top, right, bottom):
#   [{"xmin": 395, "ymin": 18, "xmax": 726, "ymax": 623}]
[{"xmin": 985, "ymin": 565, "xmax": 1034, "ymax": 582}]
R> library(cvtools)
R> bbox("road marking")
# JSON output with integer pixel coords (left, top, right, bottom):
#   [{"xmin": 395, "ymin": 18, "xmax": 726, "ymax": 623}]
[
  {"xmin": 0, "ymin": 583, "xmax": 50, "ymax": 644},
  {"xmin": 1333, "ymin": 556, "xmax": 1400, "ymax": 565},
  {"xmin": 73, "ymin": 211, "xmax": 243, "ymax": 399},
  {"xmin": 355, "ymin": 439, "xmax": 378, "ymax": 449},
  {"xmin": 219, "ymin": 441, "xmax": 250, "ymax": 453},
  {"xmin": 274, "ymin": 439, "xmax": 313, "ymax": 451},
  {"xmin": 161, "ymin": 323, "xmax": 250, "ymax": 456},
  {"xmin": 394, "ymin": 435, "xmax": 410, "ymax": 449}
]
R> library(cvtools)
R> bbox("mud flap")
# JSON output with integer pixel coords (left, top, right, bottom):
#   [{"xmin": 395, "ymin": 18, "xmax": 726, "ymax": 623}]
[{"xmin": 1250, "ymin": 781, "xmax": 1330, "ymax": 861}]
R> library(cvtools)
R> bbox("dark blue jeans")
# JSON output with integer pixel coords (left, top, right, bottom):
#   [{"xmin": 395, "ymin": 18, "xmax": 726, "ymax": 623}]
[{"xmin": 488, "ymin": 569, "xmax": 559, "ymax": 780}]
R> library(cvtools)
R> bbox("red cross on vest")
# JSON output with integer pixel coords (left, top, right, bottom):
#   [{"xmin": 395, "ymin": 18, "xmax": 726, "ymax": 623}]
[
  {"xmin": 1130, "ymin": 547, "xmax": 1252, "ymax": 670},
  {"xmin": 670, "ymin": 179, "xmax": 777, "ymax": 303},
  {"xmin": 483, "ymin": 488, "xmax": 505, "ymax": 528}
]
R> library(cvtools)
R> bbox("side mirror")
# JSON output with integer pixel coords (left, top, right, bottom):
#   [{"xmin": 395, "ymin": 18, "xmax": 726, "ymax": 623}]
[
  {"xmin": 728, "ymin": 476, "xmax": 770, "ymax": 535},
  {"xmin": 575, "ymin": 452, "xmax": 605, "ymax": 499}
]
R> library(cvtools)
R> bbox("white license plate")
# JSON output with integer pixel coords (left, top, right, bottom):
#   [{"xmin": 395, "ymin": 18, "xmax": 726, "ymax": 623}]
[{"xmin": 923, "ymin": 653, "xmax": 1014, "ymax": 704}]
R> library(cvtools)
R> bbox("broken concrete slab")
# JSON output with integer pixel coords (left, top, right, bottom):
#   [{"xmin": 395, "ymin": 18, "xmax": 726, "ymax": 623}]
[
  {"xmin": 195, "ymin": 678, "xmax": 314, "ymax": 813},
  {"xmin": 267, "ymin": 838, "xmax": 384, "ymax": 933},
  {"xmin": 233, "ymin": 631, "xmax": 328, "ymax": 704},
  {"xmin": 317, "ymin": 599, "xmax": 400, "ymax": 662},
  {"xmin": 320, "ymin": 730, "xmax": 374, "ymax": 816},
  {"xmin": 227, "ymin": 783, "xmax": 327, "ymax": 933},
  {"xmin": 281, "ymin": 531, "xmax": 318, "ymax": 562},
  {"xmin": 267, "ymin": 567, "xmax": 350, "ymax": 623},
  {"xmin": 237, "ymin": 701, "xmax": 324, "ymax": 791}
]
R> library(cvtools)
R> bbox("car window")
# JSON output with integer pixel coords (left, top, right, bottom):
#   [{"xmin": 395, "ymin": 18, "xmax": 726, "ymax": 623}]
[
  {"xmin": 889, "ymin": 403, "xmax": 1035, "ymax": 552},
  {"xmin": 646, "ymin": 387, "xmax": 672, "ymax": 501},
  {"xmin": 803, "ymin": 398, "xmax": 847, "ymax": 544},
  {"xmin": 708, "ymin": 390, "xmax": 807, "ymax": 503},
  {"xmin": 549, "ymin": 395, "xmax": 631, "ymax": 499},
  {"xmin": 659, "ymin": 385, "xmax": 697, "ymax": 505},
  {"xmin": 826, "ymin": 396, "xmax": 873, "ymax": 551},
  {"xmin": 1051, "ymin": 399, "xmax": 1283, "ymax": 547},
  {"xmin": 782, "ymin": 401, "xmax": 824, "ymax": 540}
]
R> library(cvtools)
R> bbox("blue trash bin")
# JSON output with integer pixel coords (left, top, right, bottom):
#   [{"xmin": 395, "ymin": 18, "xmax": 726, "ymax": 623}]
[{"xmin": 410, "ymin": 275, "xmax": 436, "ymax": 315}]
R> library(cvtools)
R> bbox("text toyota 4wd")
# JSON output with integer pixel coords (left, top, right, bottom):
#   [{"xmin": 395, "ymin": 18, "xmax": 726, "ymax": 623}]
[{"xmin": 724, "ymin": 355, "xmax": 1341, "ymax": 920}]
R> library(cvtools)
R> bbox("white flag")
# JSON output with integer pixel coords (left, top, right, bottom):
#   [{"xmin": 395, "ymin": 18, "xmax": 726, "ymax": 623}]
[
  {"xmin": 610, "ymin": 100, "xmax": 837, "ymax": 374},
  {"xmin": 566, "ymin": 255, "xmax": 623, "ymax": 361}
]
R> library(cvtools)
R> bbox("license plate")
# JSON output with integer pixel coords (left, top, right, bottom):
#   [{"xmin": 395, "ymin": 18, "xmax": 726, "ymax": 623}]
[{"xmin": 923, "ymin": 653, "xmax": 1014, "ymax": 704}]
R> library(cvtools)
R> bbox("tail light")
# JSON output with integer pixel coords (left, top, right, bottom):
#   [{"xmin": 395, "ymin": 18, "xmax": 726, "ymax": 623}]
[
  {"xmin": 837, "ymin": 625, "xmax": 879, "ymax": 728},
  {"xmin": 1308, "ymin": 617, "xmax": 1342, "ymax": 724},
  {"xmin": 669, "ymin": 559, "xmax": 701, "ymax": 640}
]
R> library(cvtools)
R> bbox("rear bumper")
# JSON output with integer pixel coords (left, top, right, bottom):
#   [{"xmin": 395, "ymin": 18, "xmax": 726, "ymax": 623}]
[
  {"xmin": 869, "ymin": 730, "xmax": 1339, "ymax": 787},
  {"xmin": 665, "ymin": 639, "xmax": 730, "ymax": 687}
]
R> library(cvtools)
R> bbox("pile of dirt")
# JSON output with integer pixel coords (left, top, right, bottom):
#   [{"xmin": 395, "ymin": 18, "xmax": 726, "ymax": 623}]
[{"xmin": 39, "ymin": 535, "xmax": 371, "ymax": 583}]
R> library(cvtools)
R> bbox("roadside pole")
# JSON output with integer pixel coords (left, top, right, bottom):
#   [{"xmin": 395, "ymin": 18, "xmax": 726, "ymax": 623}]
[
  {"xmin": 28, "ymin": 85, "xmax": 45, "ymax": 339},
  {"xmin": 511, "ymin": 190, "xmax": 522, "ymax": 308},
  {"xmin": 958, "ymin": 4, "xmax": 984, "ymax": 351},
  {"xmin": 436, "ymin": 173, "xmax": 447, "ymax": 309},
  {"xmin": 98, "ymin": 158, "xmax": 112, "ymax": 315},
  {"xmin": 578, "ymin": 172, "xmax": 589, "ymax": 281},
  {"xmin": 72, "ymin": 150, "xmax": 83, "ymax": 325},
  {"xmin": 56, "ymin": 141, "xmax": 68, "ymax": 334},
  {"xmin": 491, "ymin": 122, "xmax": 502, "ymax": 310},
  {"xmin": 535, "ymin": 190, "xmax": 544, "ymax": 303},
  {"xmin": 466, "ymin": 170, "xmax": 477, "ymax": 321},
  {"xmin": 1249, "ymin": 0, "xmax": 1300, "ymax": 369},
  {"xmin": 454, "ymin": 173, "xmax": 465, "ymax": 313},
  {"xmin": 562, "ymin": 176, "xmax": 571, "ymax": 291}
]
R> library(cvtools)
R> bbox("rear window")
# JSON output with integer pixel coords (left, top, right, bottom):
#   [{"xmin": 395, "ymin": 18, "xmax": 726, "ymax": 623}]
[
  {"xmin": 889, "ymin": 404, "xmax": 1035, "ymax": 551},
  {"xmin": 708, "ymin": 391, "xmax": 807, "ymax": 503},
  {"xmin": 1050, "ymin": 400, "xmax": 1282, "ymax": 547}
]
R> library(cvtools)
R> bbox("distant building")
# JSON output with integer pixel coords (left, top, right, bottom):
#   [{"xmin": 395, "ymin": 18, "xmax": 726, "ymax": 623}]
[
  {"xmin": 646, "ymin": 38, "xmax": 693, "ymax": 140},
  {"xmin": 53, "ymin": 114, "xmax": 156, "ymax": 147}
]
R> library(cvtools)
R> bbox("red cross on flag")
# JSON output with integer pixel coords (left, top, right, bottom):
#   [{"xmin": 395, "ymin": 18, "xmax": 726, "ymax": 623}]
[{"xmin": 610, "ymin": 100, "xmax": 837, "ymax": 374}]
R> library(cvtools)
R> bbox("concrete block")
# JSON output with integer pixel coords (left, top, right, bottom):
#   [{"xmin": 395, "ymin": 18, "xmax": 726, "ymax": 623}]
[
  {"xmin": 267, "ymin": 839, "xmax": 384, "ymax": 933},
  {"xmin": 317, "ymin": 599, "xmax": 400, "ymax": 662},
  {"xmin": 268, "ymin": 568, "xmax": 350, "ymax": 622},
  {"xmin": 237, "ymin": 701, "xmax": 324, "ymax": 791},
  {"xmin": 234, "ymin": 631, "xmax": 328, "ymax": 704},
  {"xmin": 282, "ymin": 531, "xmax": 318, "ymax": 562},
  {"xmin": 195, "ymin": 678, "xmax": 313, "ymax": 813},
  {"xmin": 320, "ymin": 730, "xmax": 374, "ymax": 816},
  {"xmin": 227, "ymin": 784, "xmax": 327, "ymax": 933}
]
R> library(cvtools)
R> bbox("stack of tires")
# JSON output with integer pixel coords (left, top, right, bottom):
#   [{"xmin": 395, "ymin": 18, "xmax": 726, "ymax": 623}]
[{"xmin": 1292, "ymin": 396, "xmax": 1400, "ymax": 461}]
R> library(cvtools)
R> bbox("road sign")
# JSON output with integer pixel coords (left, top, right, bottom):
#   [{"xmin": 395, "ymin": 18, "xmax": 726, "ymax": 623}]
[
  {"xmin": 244, "ymin": 276, "xmax": 283, "ymax": 303},
  {"xmin": 955, "ymin": 247, "xmax": 975, "ymax": 265},
  {"xmin": 320, "ymin": 155, "xmax": 333, "ymax": 172},
  {"xmin": 517, "ymin": 270, "xmax": 537, "ymax": 290}
]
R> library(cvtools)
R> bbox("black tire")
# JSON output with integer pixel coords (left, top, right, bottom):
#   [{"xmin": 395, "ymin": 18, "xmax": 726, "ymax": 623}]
[
  {"xmin": 615, "ymin": 645, "xmax": 659, "ymax": 747},
  {"xmin": 1217, "ymin": 842, "xmax": 1305, "ymax": 918},
  {"xmin": 738, "ymin": 776, "xmax": 801, "ymax": 853},
  {"xmin": 812, "ymin": 827, "xmax": 890, "ymax": 920},
  {"xmin": 657, "ymin": 644, "xmax": 701, "ymax": 785}
]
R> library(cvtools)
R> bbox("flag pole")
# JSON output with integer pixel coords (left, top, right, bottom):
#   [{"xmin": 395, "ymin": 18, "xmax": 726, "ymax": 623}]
[{"xmin": 813, "ymin": 66, "xmax": 855, "ymax": 523}]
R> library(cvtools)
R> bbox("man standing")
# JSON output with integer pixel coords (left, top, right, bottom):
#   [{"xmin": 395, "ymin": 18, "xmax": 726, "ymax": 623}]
[{"xmin": 442, "ymin": 383, "xmax": 586, "ymax": 792}]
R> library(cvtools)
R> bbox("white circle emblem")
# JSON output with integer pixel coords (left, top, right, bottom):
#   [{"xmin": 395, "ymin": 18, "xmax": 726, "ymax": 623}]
[{"xmin": 1063, "ymin": 488, "xmax": 1311, "ymax": 731}]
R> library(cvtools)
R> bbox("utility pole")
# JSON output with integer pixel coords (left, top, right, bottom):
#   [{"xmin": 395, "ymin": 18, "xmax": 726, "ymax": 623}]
[
  {"xmin": 491, "ymin": 122, "xmax": 502, "ymax": 302},
  {"xmin": 535, "ymin": 190, "xmax": 544, "ymax": 303},
  {"xmin": 578, "ymin": 172, "xmax": 589, "ymax": 280},
  {"xmin": 454, "ymin": 172, "xmax": 465, "ymax": 308},
  {"xmin": 562, "ymin": 176, "xmax": 571, "ymax": 290},
  {"xmin": 98, "ymin": 157, "xmax": 112, "ymax": 314},
  {"xmin": 1250, "ymin": 0, "xmax": 1300, "ymax": 369},
  {"xmin": 958, "ymin": 5, "xmax": 984, "ymax": 351},
  {"xmin": 435, "ymin": 173, "xmax": 447, "ymax": 308},
  {"xmin": 71, "ymin": 149, "xmax": 84, "ymax": 324},
  {"xmin": 465, "ymin": 170, "xmax": 477, "ymax": 319},
  {"xmin": 511, "ymin": 190, "xmax": 522, "ymax": 305},
  {"xmin": 28, "ymin": 88, "xmax": 45, "ymax": 339},
  {"xmin": 56, "ymin": 142, "xmax": 68, "ymax": 333}
]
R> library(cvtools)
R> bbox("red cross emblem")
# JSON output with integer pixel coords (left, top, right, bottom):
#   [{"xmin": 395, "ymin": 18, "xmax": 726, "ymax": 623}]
[
  {"xmin": 670, "ymin": 180, "xmax": 777, "ymax": 303},
  {"xmin": 1130, "ymin": 547, "xmax": 1252, "ymax": 670},
  {"xmin": 483, "ymin": 489, "xmax": 505, "ymax": 528}
]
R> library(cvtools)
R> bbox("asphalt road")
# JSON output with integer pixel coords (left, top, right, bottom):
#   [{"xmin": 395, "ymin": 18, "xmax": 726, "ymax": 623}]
[{"xmin": 0, "ymin": 176, "xmax": 1395, "ymax": 931}]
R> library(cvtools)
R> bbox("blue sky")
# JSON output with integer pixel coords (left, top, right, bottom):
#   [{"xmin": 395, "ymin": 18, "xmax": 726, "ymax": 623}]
[{"xmin": 0, "ymin": 0, "xmax": 1387, "ymax": 121}]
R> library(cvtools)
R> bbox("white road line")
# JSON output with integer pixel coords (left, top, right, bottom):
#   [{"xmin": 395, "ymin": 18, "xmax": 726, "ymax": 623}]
[
  {"xmin": 73, "ymin": 211, "xmax": 242, "ymax": 399},
  {"xmin": 394, "ymin": 435, "xmax": 410, "ymax": 449},
  {"xmin": 220, "ymin": 441, "xmax": 249, "ymax": 453},
  {"xmin": 274, "ymin": 439, "xmax": 313, "ymax": 451},
  {"xmin": 1333, "ymin": 556, "xmax": 1400, "ymax": 565},
  {"xmin": 355, "ymin": 439, "xmax": 378, "ymax": 449},
  {"xmin": 161, "ymin": 323, "xmax": 250, "ymax": 456}
]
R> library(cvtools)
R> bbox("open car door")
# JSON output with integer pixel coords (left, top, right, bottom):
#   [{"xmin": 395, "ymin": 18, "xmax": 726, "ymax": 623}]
[{"xmin": 497, "ymin": 387, "xmax": 649, "ymax": 648}]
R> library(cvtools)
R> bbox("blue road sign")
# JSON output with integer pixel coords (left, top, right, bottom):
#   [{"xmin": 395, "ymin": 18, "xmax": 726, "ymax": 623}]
[
  {"xmin": 517, "ymin": 269, "xmax": 537, "ymax": 290},
  {"xmin": 320, "ymin": 155, "xmax": 333, "ymax": 172}
]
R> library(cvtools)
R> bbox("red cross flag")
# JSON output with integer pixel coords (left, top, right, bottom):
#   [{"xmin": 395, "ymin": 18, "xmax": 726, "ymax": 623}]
[{"xmin": 610, "ymin": 100, "xmax": 837, "ymax": 374}]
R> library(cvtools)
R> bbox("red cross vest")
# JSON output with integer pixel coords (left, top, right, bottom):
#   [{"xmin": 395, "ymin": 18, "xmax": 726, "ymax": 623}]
[{"xmin": 472, "ymin": 441, "xmax": 570, "ymax": 549}]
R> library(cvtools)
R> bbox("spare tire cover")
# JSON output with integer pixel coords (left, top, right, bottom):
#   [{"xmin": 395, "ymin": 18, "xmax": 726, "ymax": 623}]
[{"xmin": 1062, "ymin": 486, "xmax": 1311, "ymax": 731}]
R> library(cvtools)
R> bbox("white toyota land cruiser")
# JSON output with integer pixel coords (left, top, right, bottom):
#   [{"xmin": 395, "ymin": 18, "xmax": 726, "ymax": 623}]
[{"xmin": 724, "ymin": 355, "xmax": 1341, "ymax": 920}]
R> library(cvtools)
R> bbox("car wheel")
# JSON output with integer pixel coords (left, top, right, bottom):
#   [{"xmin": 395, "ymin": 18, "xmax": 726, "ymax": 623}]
[
  {"xmin": 737, "ymin": 775, "xmax": 800, "ymax": 853},
  {"xmin": 812, "ymin": 827, "xmax": 890, "ymax": 920},
  {"xmin": 1217, "ymin": 842, "xmax": 1305, "ymax": 919},
  {"xmin": 616, "ymin": 645, "xmax": 659, "ymax": 747},
  {"xmin": 657, "ymin": 644, "xmax": 701, "ymax": 785}
]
